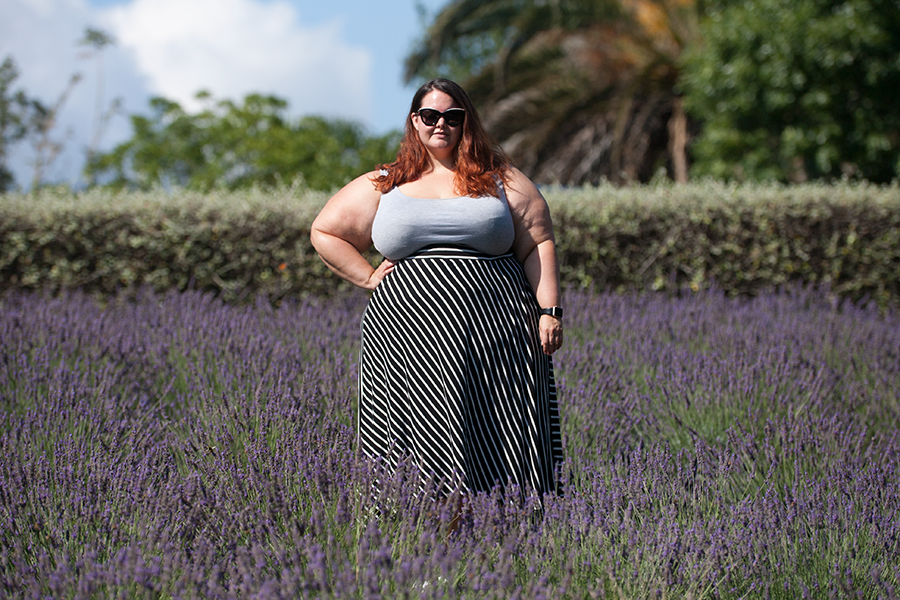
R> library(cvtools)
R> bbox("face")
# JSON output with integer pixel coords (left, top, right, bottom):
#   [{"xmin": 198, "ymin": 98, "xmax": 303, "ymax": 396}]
[{"xmin": 411, "ymin": 90, "xmax": 464, "ymax": 159}]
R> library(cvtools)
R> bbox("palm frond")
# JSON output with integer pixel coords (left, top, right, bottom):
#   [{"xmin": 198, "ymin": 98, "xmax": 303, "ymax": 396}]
[{"xmin": 407, "ymin": 0, "xmax": 699, "ymax": 184}]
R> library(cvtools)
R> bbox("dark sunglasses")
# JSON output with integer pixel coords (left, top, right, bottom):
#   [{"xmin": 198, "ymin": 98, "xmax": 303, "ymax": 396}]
[{"xmin": 416, "ymin": 107, "xmax": 466, "ymax": 127}]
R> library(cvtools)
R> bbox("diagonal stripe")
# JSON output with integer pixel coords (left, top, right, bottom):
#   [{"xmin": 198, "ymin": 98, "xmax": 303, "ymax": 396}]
[{"xmin": 358, "ymin": 247, "xmax": 563, "ymax": 495}]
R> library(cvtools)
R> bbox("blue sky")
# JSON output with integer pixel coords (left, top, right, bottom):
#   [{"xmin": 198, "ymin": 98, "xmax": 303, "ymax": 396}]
[{"xmin": 1, "ymin": 0, "xmax": 448, "ymax": 188}]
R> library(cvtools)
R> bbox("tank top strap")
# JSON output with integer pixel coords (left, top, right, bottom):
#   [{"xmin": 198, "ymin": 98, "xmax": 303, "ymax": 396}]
[{"xmin": 492, "ymin": 174, "xmax": 509, "ymax": 207}]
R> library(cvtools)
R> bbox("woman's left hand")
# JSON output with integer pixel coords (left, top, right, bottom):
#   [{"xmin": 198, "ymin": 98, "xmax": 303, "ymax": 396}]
[{"xmin": 540, "ymin": 314, "xmax": 563, "ymax": 355}]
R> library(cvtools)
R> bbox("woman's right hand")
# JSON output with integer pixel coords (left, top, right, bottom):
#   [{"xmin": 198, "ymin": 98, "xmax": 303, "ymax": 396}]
[{"xmin": 364, "ymin": 259, "xmax": 396, "ymax": 291}]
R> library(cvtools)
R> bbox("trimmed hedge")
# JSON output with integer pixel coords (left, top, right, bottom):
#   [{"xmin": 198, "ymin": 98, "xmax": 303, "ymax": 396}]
[
  {"xmin": 0, "ymin": 185, "xmax": 335, "ymax": 302},
  {"xmin": 549, "ymin": 180, "xmax": 900, "ymax": 307},
  {"xmin": 2, "ymin": 181, "xmax": 899, "ymax": 305}
]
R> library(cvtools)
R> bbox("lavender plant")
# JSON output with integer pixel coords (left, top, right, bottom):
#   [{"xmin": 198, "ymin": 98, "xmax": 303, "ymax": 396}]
[{"xmin": 1, "ymin": 286, "xmax": 898, "ymax": 598}]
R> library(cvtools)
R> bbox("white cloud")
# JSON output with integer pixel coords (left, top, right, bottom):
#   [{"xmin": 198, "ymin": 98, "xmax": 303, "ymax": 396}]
[
  {"xmin": 102, "ymin": 0, "xmax": 372, "ymax": 120},
  {"xmin": 0, "ymin": 0, "xmax": 376, "ymax": 188}
]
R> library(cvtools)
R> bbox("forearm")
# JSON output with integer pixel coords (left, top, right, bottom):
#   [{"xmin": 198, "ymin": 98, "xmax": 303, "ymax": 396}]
[
  {"xmin": 310, "ymin": 229, "xmax": 377, "ymax": 290},
  {"xmin": 523, "ymin": 239, "xmax": 561, "ymax": 308}
]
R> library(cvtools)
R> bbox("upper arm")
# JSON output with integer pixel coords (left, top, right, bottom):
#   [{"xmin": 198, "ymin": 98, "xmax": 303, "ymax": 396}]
[
  {"xmin": 310, "ymin": 171, "xmax": 382, "ymax": 252},
  {"xmin": 505, "ymin": 167, "xmax": 555, "ymax": 262}
]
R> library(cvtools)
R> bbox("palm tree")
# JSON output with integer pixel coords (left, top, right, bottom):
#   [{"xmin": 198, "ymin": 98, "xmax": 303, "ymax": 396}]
[{"xmin": 405, "ymin": 0, "xmax": 698, "ymax": 185}]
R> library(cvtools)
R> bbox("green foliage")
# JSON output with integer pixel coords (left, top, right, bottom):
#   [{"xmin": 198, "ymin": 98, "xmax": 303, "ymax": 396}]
[
  {"xmin": 0, "ymin": 184, "xmax": 341, "ymax": 302},
  {"xmin": 406, "ymin": 0, "xmax": 630, "ymax": 84},
  {"xmin": 0, "ymin": 56, "xmax": 49, "ymax": 192},
  {"xmin": 86, "ymin": 92, "xmax": 401, "ymax": 192},
  {"xmin": 2, "ymin": 182, "xmax": 898, "ymax": 306},
  {"xmin": 78, "ymin": 27, "xmax": 115, "ymax": 50},
  {"xmin": 549, "ymin": 180, "xmax": 900, "ymax": 307},
  {"xmin": 682, "ymin": 0, "xmax": 900, "ymax": 182},
  {"xmin": 405, "ymin": 0, "xmax": 700, "ymax": 185}
]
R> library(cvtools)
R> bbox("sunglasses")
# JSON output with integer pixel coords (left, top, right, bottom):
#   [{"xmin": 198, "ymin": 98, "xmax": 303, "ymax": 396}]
[{"xmin": 416, "ymin": 107, "xmax": 466, "ymax": 127}]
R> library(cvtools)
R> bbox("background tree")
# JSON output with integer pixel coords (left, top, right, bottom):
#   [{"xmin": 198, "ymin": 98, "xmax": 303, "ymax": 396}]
[
  {"xmin": 0, "ymin": 56, "xmax": 55, "ymax": 192},
  {"xmin": 28, "ymin": 73, "xmax": 82, "ymax": 191},
  {"xmin": 0, "ymin": 57, "xmax": 30, "ymax": 192},
  {"xmin": 681, "ymin": 0, "xmax": 900, "ymax": 182},
  {"xmin": 86, "ymin": 92, "xmax": 400, "ymax": 191},
  {"xmin": 78, "ymin": 27, "xmax": 121, "ymax": 187},
  {"xmin": 406, "ymin": 0, "xmax": 700, "ymax": 185}
]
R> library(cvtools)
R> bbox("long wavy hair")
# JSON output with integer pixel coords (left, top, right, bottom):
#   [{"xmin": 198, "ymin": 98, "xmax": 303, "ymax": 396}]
[{"xmin": 373, "ymin": 78, "xmax": 510, "ymax": 197}]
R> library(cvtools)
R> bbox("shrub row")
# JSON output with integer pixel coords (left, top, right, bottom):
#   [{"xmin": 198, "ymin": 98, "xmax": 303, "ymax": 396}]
[
  {"xmin": 549, "ymin": 180, "xmax": 900, "ymax": 307},
  {"xmin": 0, "ymin": 184, "xmax": 334, "ymax": 302},
  {"xmin": 2, "ymin": 181, "xmax": 899, "ymax": 305}
]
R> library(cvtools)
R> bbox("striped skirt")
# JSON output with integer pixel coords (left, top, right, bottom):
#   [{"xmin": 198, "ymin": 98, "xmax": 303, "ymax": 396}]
[{"xmin": 358, "ymin": 247, "xmax": 563, "ymax": 495}]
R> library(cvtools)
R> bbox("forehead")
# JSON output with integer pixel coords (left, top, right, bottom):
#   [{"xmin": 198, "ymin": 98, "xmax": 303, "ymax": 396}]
[{"xmin": 419, "ymin": 90, "xmax": 459, "ymax": 110}]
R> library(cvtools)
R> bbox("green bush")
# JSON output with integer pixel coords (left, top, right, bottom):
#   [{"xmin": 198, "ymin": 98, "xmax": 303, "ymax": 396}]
[
  {"xmin": 549, "ymin": 180, "xmax": 900, "ymax": 307},
  {"xmin": 0, "ymin": 184, "xmax": 336, "ymax": 302},
  {"xmin": 2, "ymin": 181, "xmax": 899, "ymax": 305}
]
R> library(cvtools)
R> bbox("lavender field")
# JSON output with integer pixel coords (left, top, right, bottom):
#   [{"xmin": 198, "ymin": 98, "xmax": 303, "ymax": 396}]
[{"xmin": 1, "ymin": 286, "xmax": 899, "ymax": 598}]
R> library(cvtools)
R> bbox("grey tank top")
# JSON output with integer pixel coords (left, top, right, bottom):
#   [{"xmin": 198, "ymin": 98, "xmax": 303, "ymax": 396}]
[{"xmin": 371, "ymin": 184, "xmax": 516, "ymax": 260}]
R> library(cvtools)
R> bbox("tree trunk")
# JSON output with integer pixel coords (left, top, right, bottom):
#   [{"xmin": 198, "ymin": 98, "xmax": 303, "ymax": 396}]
[{"xmin": 667, "ymin": 97, "xmax": 689, "ymax": 183}]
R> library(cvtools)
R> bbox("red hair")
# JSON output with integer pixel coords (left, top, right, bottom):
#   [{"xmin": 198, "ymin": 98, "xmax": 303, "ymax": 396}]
[{"xmin": 373, "ymin": 79, "xmax": 510, "ymax": 197}]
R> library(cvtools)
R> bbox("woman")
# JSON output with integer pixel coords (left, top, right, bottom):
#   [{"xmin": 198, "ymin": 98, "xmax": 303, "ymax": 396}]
[{"xmin": 310, "ymin": 78, "xmax": 563, "ymax": 496}]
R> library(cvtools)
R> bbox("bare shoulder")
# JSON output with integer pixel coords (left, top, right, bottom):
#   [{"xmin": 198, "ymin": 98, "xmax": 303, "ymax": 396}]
[
  {"xmin": 502, "ymin": 167, "xmax": 554, "ymax": 258},
  {"xmin": 502, "ymin": 166, "xmax": 549, "ymax": 222},
  {"xmin": 319, "ymin": 171, "xmax": 381, "ymax": 217},
  {"xmin": 312, "ymin": 170, "xmax": 382, "ymax": 249},
  {"xmin": 331, "ymin": 170, "xmax": 382, "ymax": 203},
  {"xmin": 503, "ymin": 166, "xmax": 543, "ymax": 206}
]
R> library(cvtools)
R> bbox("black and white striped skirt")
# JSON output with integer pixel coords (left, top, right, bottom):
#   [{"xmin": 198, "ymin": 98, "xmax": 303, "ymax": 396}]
[{"xmin": 358, "ymin": 246, "xmax": 563, "ymax": 495}]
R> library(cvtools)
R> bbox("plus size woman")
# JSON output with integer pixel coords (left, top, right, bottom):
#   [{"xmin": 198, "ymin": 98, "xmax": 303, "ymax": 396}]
[{"xmin": 310, "ymin": 78, "xmax": 563, "ymax": 496}]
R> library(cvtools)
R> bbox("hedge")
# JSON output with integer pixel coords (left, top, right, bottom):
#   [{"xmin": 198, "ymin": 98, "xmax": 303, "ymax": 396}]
[
  {"xmin": 0, "ymin": 185, "xmax": 333, "ymax": 302},
  {"xmin": 549, "ymin": 180, "xmax": 900, "ymax": 307},
  {"xmin": 1, "ymin": 181, "xmax": 899, "ymax": 306}
]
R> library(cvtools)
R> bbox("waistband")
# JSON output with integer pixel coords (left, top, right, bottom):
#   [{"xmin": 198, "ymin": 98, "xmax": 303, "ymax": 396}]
[{"xmin": 402, "ymin": 245, "xmax": 514, "ymax": 261}]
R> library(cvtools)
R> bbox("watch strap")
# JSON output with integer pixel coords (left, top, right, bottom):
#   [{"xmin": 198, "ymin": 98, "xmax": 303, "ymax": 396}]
[{"xmin": 540, "ymin": 306, "xmax": 563, "ymax": 319}]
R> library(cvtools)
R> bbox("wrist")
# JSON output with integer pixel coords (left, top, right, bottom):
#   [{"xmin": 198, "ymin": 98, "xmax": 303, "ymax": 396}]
[
  {"xmin": 359, "ymin": 269, "xmax": 378, "ymax": 291},
  {"xmin": 540, "ymin": 306, "xmax": 563, "ymax": 319}
]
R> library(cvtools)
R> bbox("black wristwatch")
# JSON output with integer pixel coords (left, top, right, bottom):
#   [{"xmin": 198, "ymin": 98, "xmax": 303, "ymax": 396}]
[{"xmin": 540, "ymin": 306, "xmax": 563, "ymax": 319}]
